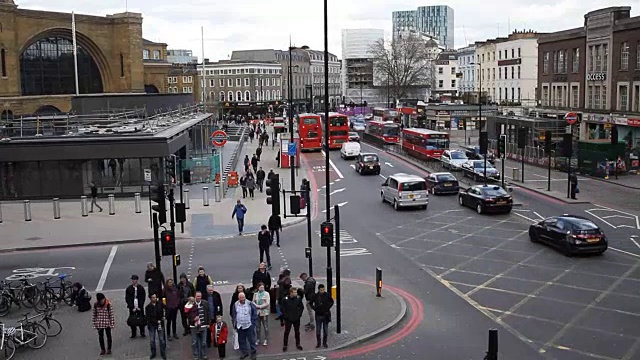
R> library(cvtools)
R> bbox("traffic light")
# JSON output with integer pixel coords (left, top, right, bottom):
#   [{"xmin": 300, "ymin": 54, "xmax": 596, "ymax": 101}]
[
  {"xmin": 517, "ymin": 127, "xmax": 527, "ymax": 149},
  {"xmin": 562, "ymin": 134, "xmax": 573, "ymax": 157},
  {"xmin": 165, "ymin": 156, "xmax": 176, "ymax": 179},
  {"xmin": 498, "ymin": 134, "xmax": 507, "ymax": 158},
  {"xmin": 479, "ymin": 132, "xmax": 488, "ymax": 155},
  {"xmin": 544, "ymin": 130, "xmax": 553, "ymax": 155},
  {"xmin": 265, "ymin": 174, "xmax": 280, "ymax": 216},
  {"xmin": 160, "ymin": 230, "xmax": 175, "ymax": 256},
  {"xmin": 611, "ymin": 125, "xmax": 618, "ymax": 145},
  {"xmin": 320, "ymin": 221, "xmax": 334, "ymax": 247},
  {"xmin": 150, "ymin": 184, "xmax": 167, "ymax": 225}
]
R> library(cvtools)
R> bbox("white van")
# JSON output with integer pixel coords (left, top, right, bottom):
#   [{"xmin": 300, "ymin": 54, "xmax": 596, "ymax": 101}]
[
  {"xmin": 340, "ymin": 142, "xmax": 361, "ymax": 159},
  {"xmin": 381, "ymin": 173, "xmax": 429, "ymax": 210}
]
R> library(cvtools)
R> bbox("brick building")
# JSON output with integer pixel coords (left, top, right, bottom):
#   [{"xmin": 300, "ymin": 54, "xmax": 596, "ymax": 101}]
[
  {"xmin": 537, "ymin": 6, "xmax": 640, "ymax": 149},
  {"xmin": 0, "ymin": 0, "xmax": 175, "ymax": 117}
]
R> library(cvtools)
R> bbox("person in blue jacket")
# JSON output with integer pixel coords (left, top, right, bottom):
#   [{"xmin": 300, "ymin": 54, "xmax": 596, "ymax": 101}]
[{"xmin": 232, "ymin": 199, "xmax": 248, "ymax": 235}]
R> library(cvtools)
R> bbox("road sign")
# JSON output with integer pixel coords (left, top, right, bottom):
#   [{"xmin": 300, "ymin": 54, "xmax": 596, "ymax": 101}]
[
  {"xmin": 565, "ymin": 112, "xmax": 578, "ymax": 125},
  {"xmin": 211, "ymin": 130, "xmax": 228, "ymax": 147},
  {"xmin": 144, "ymin": 168, "xmax": 152, "ymax": 182},
  {"xmin": 288, "ymin": 142, "xmax": 297, "ymax": 156}
]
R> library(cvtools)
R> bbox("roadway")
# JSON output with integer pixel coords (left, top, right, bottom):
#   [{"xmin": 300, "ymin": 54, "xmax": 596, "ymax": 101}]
[{"xmin": 1, "ymin": 142, "xmax": 639, "ymax": 360}]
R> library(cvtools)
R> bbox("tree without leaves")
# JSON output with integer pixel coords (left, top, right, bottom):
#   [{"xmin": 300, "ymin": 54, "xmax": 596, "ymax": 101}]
[{"xmin": 370, "ymin": 34, "xmax": 437, "ymax": 101}]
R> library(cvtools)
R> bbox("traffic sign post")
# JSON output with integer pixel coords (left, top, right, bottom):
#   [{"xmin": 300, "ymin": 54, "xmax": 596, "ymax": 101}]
[
  {"xmin": 565, "ymin": 112, "xmax": 578, "ymax": 125},
  {"xmin": 288, "ymin": 142, "xmax": 297, "ymax": 156},
  {"xmin": 211, "ymin": 130, "xmax": 227, "ymax": 197}
]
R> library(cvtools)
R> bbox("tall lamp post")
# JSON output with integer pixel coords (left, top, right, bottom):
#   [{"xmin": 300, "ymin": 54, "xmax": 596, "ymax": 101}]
[
  {"xmin": 288, "ymin": 46, "xmax": 298, "ymax": 192},
  {"xmin": 470, "ymin": 61, "xmax": 487, "ymax": 185}
]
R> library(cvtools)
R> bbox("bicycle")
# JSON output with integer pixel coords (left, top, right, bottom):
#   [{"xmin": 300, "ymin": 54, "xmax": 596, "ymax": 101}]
[
  {"xmin": 17, "ymin": 308, "xmax": 62, "ymax": 338},
  {"xmin": 0, "ymin": 277, "xmax": 41, "ymax": 317},
  {"xmin": 0, "ymin": 317, "xmax": 47, "ymax": 359},
  {"xmin": 35, "ymin": 274, "xmax": 73, "ymax": 312},
  {"xmin": 0, "ymin": 323, "xmax": 16, "ymax": 360}
]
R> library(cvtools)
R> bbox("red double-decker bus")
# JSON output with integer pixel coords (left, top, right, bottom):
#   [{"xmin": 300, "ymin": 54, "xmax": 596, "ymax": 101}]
[
  {"xmin": 366, "ymin": 120, "xmax": 401, "ymax": 144},
  {"xmin": 372, "ymin": 108, "xmax": 401, "ymax": 123},
  {"xmin": 401, "ymin": 128, "xmax": 450, "ymax": 161},
  {"xmin": 296, "ymin": 113, "xmax": 322, "ymax": 152},
  {"xmin": 320, "ymin": 112, "xmax": 350, "ymax": 149}
]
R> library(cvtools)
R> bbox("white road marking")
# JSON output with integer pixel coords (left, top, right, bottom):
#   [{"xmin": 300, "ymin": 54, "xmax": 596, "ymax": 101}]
[
  {"xmin": 379, "ymin": 174, "xmax": 387, "ymax": 179},
  {"xmin": 384, "ymin": 162, "xmax": 394, "ymax": 167},
  {"xmin": 329, "ymin": 188, "xmax": 346, "ymax": 196},
  {"xmin": 321, "ymin": 201, "xmax": 348, "ymax": 213},
  {"xmin": 321, "ymin": 150, "xmax": 344, "ymax": 179},
  {"xmin": 512, "ymin": 212, "xmax": 537, "ymax": 223},
  {"xmin": 533, "ymin": 212, "xmax": 544, "ymax": 220},
  {"xmin": 340, "ymin": 248, "xmax": 372, "ymax": 257},
  {"xmin": 630, "ymin": 238, "xmax": 640, "ymax": 250},
  {"xmin": 96, "ymin": 245, "xmax": 118, "ymax": 292},
  {"xmin": 350, "ymin": 164, "xmax": 356, "ymax": 169},
  {"xmin": 588, "ymin": 205, "xmax": 640, "ymax": 230}
]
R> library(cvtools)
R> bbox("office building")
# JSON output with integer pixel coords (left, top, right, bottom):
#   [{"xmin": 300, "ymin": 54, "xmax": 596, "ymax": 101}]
[
  {"xmin": 341, "ymin": 28, "xmax": 384, "ymax": 106},
  {"xmin": 393, "ymin": 5, "xmax": 454, "ymax": 49},
  {"xmin": 167, "ymin": 49, "xmax": 198, "ymax": 64}
]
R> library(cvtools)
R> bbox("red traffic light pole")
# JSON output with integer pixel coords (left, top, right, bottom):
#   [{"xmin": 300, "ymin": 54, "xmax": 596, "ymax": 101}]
[{"xmin": 152, "ymin": 213, "xmax": 161, "ymax": 273}]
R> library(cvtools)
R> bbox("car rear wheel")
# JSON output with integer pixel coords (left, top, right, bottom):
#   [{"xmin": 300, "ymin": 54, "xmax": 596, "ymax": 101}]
[
  {"xmin": 458, "ymin": 196, "xmax": 464, "ymax": 206},
  {"xmin": 393, "ymin": 199, "xmax": 399, "ymax": 210},
  {"xmin": 476, "ymin": 202, "xmax": 483, "ymax": 214},
  {"xmin": 528, "ymin": 228, "xmax": 539, "ymax": 243}
]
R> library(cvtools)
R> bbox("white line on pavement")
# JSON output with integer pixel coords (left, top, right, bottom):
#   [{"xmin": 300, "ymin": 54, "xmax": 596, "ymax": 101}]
[
  {"xmin": 630, "ymin": 238, "xmax": 640, "ymax": 250},
  {"xmin": 512, "ymin": 212, "xmax": 537, "ymax": 223},
  {"xmin": 379, "ymin": 174, "xmax": 387, "ymax": 179},
  {"xmin": 321, "ymin": 151, "xmax": 344, "ymax": 179},
  {"xmin": 533, "ymin": 212, "xmax": 544, "ymax": 220},
  {"xmin": 96, "ymin": 245, "xmax": 118, "ymax": 292},
  {"xmin": 610, "ymin": 247, "xmax": 640, "ymax": 259}
]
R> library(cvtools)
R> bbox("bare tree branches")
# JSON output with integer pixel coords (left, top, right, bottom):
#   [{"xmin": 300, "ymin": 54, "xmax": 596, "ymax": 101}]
[{"xmin": 370, "ymin": 34, "xmax": 437, "ymax": 101}]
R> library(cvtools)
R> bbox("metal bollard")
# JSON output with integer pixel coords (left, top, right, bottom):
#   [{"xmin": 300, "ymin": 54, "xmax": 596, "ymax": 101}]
[
  {"xmin": 214, "ymin": 183, "xmax": 222, "ymax": 202},
  {"xmin": 486, "ymin": 329, "xmax": 498, "ymax": 360},
  {"xmin": 53, "ymin": 198, "xmax": 61, "ymax": 219},
  {"xmin": 184, "ymin": 189, "xmax": 190, "ymax": 209},
  {"xmin": 375, "ymin": 267, "xmax": 382, "ymax": 297},
  {"xmin": 134, "ymin": 193, "xmax": 142, "ymax": 213},
  {"xmin": 203, "ymin": 186, "xmax": 210, "ymax": 206},
  {"xmin": 23, "ymin": 200, "xmax": 32, "ymax": 222},
  {"xmin": 81, "ymin": 196, "xmax": 88, "ymax": 217},
  {"xmin": 108, "ymin": 194, "xmax": 115, "ymax": 215}
]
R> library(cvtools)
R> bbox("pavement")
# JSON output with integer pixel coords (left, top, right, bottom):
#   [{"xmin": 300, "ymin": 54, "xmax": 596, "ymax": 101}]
[
  {"xmin": 0, "ymin": 278, "xmax": 405, "ymax": 360},
  {"xmin": 0, "ymin": 126, "xmax": 308, "ymax": 252}
]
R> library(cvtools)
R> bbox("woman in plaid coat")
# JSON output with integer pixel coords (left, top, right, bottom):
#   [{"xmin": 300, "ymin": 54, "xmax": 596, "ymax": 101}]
[{"xmin": 92, "ymin": 293, "xmax": 116, "ymax": 356}]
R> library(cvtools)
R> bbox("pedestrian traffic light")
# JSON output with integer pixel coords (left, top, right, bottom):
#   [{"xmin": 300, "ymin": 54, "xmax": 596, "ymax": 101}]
[
  {"xmin": 165, "ymin": 156, "xmax": 176, "ymax": 179},
  {"xmin": 265, "ymin": 174, "xmax": 280, "ymax": 216},
  {"xmin": 160, "ymin": 230, "xmax": 175, "ymax": 256},
  {"xmin": 479, "ymin": 132, "xmax": 488, "ymax": 155},
  {"xmin": 150, "ymin": 184, "xmax": 167, "ymax": 225},
  {"xmin": 517, "ymin": 127, "xmax": 527, "ymax": 149},
  {"xmin": 562, "ymin": 134, "xmax": 573, "ymax": 158},
  {"xmin": 498, "ymin": 134, "xmax": 507, "ymax": 158},
  {"xmin": 320, "ymin": 221, "xmax": 334, "ymax": 247}
]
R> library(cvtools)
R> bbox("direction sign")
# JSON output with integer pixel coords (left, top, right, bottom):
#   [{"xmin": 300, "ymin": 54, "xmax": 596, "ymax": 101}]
[
  {"xmin": 144, "ymin": 168, "xmax": 152, "ymax": 182},
  {"xmin": 564, "ymin": 112, "xmax": 578, "ymax": 125},
  {"xmin": 288, "ymin": 142, "xmax": 297, "ymax": 156},
  {"xmin": 211, "ymin": 130, "xmax": 228, "ymax": 147}
]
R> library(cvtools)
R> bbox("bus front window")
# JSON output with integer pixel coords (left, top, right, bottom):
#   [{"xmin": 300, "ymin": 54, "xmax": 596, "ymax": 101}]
[{"xmin": 384, "ymin": 126, "xmax": 400, "ymax": 136}]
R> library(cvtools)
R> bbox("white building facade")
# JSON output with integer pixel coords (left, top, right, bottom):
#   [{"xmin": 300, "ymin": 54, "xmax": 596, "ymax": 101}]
[
  {"xmin": 305, "ymin": 49, "xmax": 341, "ymax": 111},
  {"xmin": 457, "ymin": 45, "xmax": 476, "ymax": 98},
  {"xmin": 475, "ymin": 40, "xmax": 498, "ymax": 103},
  {"xmin": 198, "ymin": 60, "xmax": 282, "ymax": 104},
  {"xmin": 434, "ymin": 50, "xmax": 459, "ymax": 96},
  {"xmin": 341, "ymin": 28, "xmax": 384, "ymax": 106},
  {"xmin": 494, "ymin": 32, "xmax": 539, "ymax": 106}
]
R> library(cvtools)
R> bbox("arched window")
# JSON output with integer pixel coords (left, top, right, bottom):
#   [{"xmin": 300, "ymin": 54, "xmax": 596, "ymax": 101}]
[
  {"xmin": 236, "ymin": 91, "xmax": 242, "ymax": 101},
  {"xmin": 277, "ymin": 90, "xmax": 281, "ymax": 99},
  {"xmin": 255, "ymin": 90, "xmax": 260, "ymax": 101},
  {"xmin": 266, "ymin": 90, "xmax": 271, "ymax": 100},
  {"xmin": 244, "ymin": 91, "xmax": 251, "ymax": 102},
  {"xmin": 219, "ymin": 91, "xmax": 225, "ymax": 101},
  {"xmin": 261, "ymin": 90, "xmax": 265, "ymax": 100},
  {"xmin": 20, "ymin": 36, "xmax": 103, "ymax": 95},
  {"xmin": 228, "ymin": 91, "xmax": 233, "ymax": 101}
]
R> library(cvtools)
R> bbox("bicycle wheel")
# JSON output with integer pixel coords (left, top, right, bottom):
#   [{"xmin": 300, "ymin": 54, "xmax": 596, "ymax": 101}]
[
  {"xmin": 34, "ymin": 290, "xmax": 52, "ymax": 313},
  {"xmin": 23, "ymin": 323, "xmax": 47, "ymax": 349},
  {"xmin": 0, "ymin": 296, "xmax": 10, "ymax": 317},
  {"xmin": 62, "ymin": 285, "xmax": 74, "ymax": 306},
  {"xmin": 40, "ymin": 317, "xmax": 62, "ymax": 337},
  {"xmin": 20, "ymin": 287, "xmax": 39, "ymax": 308},
  {"xmin": 0, "ymin": 338, "xmax": 16, "ymax": 360}
]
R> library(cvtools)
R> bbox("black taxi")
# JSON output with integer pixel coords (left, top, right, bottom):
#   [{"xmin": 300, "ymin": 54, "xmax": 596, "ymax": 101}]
[{"xmin": 355, "ymin": 153, "xmax": 381, "ymax": 175}]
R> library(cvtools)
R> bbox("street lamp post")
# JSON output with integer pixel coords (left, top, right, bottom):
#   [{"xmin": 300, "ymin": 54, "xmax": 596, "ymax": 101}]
[
  {"xmin": 470, "ymin": 61, "xmax": 487, "ymax": 185},
  {"xmin": 288, "ymin": 46, "xmax": 296, "ymax": 192}
]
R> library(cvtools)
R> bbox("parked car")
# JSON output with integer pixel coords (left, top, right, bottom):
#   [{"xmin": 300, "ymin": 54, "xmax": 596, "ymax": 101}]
[
  {"xmin": 425, "ymin": 172, "xmax": 460, "ymax": 195},
  {"xmin": 461, "ymin": 160, "xmax": 500, "ymax": 181},
  {"xmin": 458, "ymin": 185, "xmax": 513, "ymax": 214},
  {"xmin": 340, "ymin": 141, "xmax": 361, "ymax": 159},
  {"xmin": 440, "ymin": 150, "xmax": 468, "ymax": 170},
  {"xmin": 348, "ymin": 131, "xmax": 360, "ymax": 142},
  {"xmin": 355, "ymin": 153, "xmax": 380, "ymax": 175},
  {"xmin": 528, "ymin": 215, "xmax": 608, "ymax": 256}
]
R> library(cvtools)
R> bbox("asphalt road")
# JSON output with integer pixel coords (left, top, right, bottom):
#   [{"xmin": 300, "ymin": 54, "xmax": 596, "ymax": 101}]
[{"xmin": 1, "ymin": 143, "xmax": 639, "ymax": 360}]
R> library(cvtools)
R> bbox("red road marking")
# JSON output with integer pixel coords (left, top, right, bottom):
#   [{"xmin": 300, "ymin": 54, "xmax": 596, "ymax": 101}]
[{"xmin": 329, "ymin": 280, "xmax": 424, "ymax": 358}]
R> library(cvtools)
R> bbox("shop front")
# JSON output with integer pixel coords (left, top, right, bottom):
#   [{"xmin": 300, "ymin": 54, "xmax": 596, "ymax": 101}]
[{"xmin": 581, "ymin": 113, "xmax": 640, "ymax": 173}]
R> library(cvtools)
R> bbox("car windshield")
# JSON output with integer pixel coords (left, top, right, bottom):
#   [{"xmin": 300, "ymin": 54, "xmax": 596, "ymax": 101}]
[
  {"xmin": 480, "ymin": 187, "xmax": 508, "ymax": 196},
  {"xmin": 436, "ymin": 174, "xmax": 457, "ymax": 182},
  {"xmin": 400, "ymin": 181, "xmax": 426, "ymax": 191},
  {"xmin": 473, "ymin": 161, "xmax": 493, "ymax": 169},
  {"xmin": 451, "ymin": 152, "xmax": 467, "ymax": 160},
  {"xmin": 349, "ymin": 132, "xmax": 359, "ymax": 137},
  {"xmin": 570, "ymin": 219, "xmax": 599, "ymax": 230},
  {"xmin": 363, "ymin": 155, "xmax": 378, "ymax": 162}
]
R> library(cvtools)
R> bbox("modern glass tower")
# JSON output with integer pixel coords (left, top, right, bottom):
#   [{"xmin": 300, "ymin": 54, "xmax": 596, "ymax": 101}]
[{"xmin": 392, "ymin": 5, "xmax": 454, "ymax": 49}]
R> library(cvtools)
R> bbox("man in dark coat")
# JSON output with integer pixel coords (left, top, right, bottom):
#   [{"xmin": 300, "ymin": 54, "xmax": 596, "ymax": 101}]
[
  {"xmin": 258, "ymin": 225, "xmax": 272, "ymax": 269},
  {"xmin": 145, "ymin": 293, "xmax": 167, "ymax": 359},
  {"xmin": 144, "ymin": 262, "xmax": 165, "ymax": 297},
  {"xmin": 125, "ymin": 275, "xmax": 146, "ymax": 338},
  {"xmin": 252, "ymin": 263, "xmax": 272, "ymax": 290},
  {"xmin": 311, "ymin": 284, "xmax": 334, "ymax": 348},
  {"xmin": 256, "ymin": 167, "xmax": 266, "ymax": 193},
  {"xmin": 281, "ymin": 287, "xmax": 304, "ymax": 352},
  {"xmin": 268, "ymin": 214, "xmax": 283, "ymax": 247},
  {"xmin": 300, "ymin": 273, "xmax": 317, "ymax": 330}
]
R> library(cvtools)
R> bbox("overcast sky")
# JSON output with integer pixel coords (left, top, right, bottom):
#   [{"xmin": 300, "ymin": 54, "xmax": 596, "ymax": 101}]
[{"xmin": 19, "ymin": 0, "xmax": 634, "ymax": 61}]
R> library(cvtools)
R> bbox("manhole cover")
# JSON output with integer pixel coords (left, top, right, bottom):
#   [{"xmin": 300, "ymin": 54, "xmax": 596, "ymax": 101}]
[{"xmin": 25, "ymin": 237, "xmax": 42, "ymax": 241}]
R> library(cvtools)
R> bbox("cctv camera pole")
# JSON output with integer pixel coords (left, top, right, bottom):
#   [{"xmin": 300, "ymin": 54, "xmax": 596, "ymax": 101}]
[{"xmin": 323, "ymin": 0, "xmax": 333, "ymax": 292}]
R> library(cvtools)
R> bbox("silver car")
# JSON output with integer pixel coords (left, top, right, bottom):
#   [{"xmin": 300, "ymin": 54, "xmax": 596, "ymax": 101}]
[{"xmin": 381, "ymin": 173, "xmax": 429, "ymax": 210}]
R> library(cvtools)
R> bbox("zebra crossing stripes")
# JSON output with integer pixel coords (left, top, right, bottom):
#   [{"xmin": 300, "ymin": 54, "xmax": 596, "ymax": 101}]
[{"xmin": 315, "ymin": 229, "xmax": 371, "ymax": 257}]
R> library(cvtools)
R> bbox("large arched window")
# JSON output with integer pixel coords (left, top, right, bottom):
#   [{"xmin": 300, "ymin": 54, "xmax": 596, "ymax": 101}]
[
  {"xmin": 266, "ymin": 90, "xmax": 271, "ymax": 100},
  {"xmin": 255, "ymin": 90, "xmax": 260, "ymax": 101},
  {"xmin": 277, "ymin": 90, "xmax": 281, "ymax": 99},
  {"xmin": 228, "ymin": 91, "xmax": 233, "ymax": 101},
  {"xmin": 219, "ymin": 91, "xmax": 225, "ymax": 101},
  {"xmin": 20, "ymin": 36, "xmax": 103, "ymax": 95},
  {"xmin": 236, "ymin": 91, "xmax": 242, "ymax": 101},
  {"xmin": 244, "ymin": 91, "xmax": 251, "ymax": 102}
]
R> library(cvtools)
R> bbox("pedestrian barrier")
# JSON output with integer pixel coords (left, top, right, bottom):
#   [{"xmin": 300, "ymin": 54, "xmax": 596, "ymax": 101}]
[
  {"xmin": 486, "ymin": 329, "xmax": 498, "ymax": 360},
  {"xmin": 52, "ymin": 198, "xmax": 61, "ymax": 219},
  {"xmin": 23, "ymin": 200, "xmax": 32, "ymax": 222},
  {"xmin": 214, "ymin": 183, "xmax": 222, "ymax": 202},
  {"xmin": 108, "ymin": 194, "xmax": 116, "ymax": 215},
  {"xmin": 184, "ymin": 189, "xmax": 190, "ymax": 209},
  {"xmin": 134, "ymin": 193, "xmax": 142, "ymax": 213},
  {"xmin": 227, "ymin": 171, "xmax": 239, "ymax": 187},
  {"xmin": 203, "ymin": 186, "xmax": 210, "ymax": 206},
  {"xmin": 80, "ymin": 196, "xmax": 88, "ymax": 217}
]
